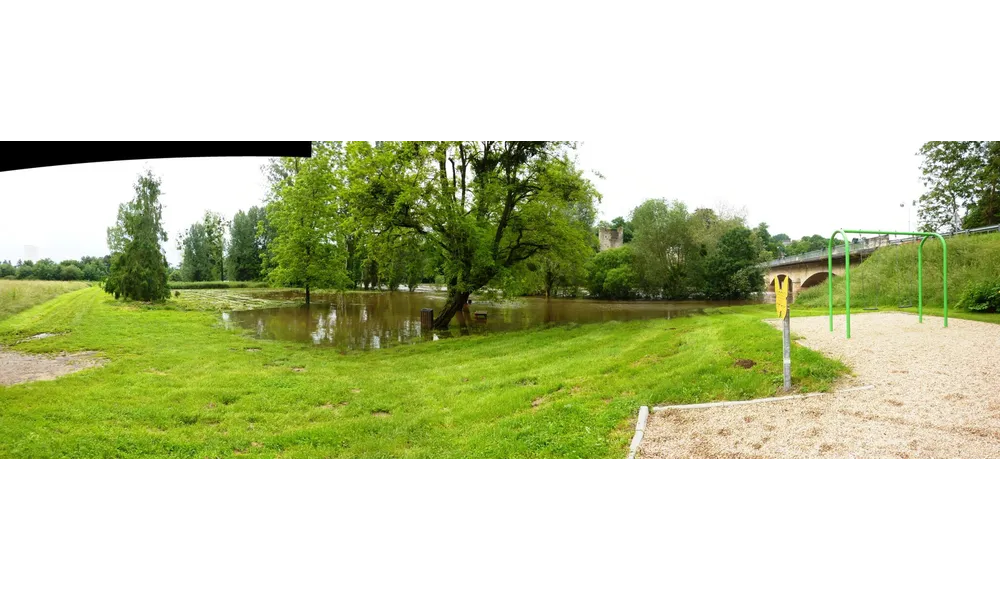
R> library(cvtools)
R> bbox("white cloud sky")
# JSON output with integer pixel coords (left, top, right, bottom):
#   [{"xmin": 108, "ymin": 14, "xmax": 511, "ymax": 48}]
[
  {"xmin": 0, "ymin": 141, "xmax": 928, "ymax": 267},
  {"xmin": 576, "ymin": 139, "xmax": 926, "ymax": 236},
  {"xmin": 0, "ymin": 157, "xmax": 271, "ymax": 267}
]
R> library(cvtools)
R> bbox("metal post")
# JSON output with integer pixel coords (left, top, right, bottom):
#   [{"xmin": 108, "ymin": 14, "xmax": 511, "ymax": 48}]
[
  {"xmin": 942, "ymin": 237, "xmax": 948, "ymax": 327},
  {"xmin": 783, "ymin": 281, "xmax": 792, "ymax": 391},
  {"xmin": 918, "ymin": 241, "xmax": 923, "ymax": 323}
]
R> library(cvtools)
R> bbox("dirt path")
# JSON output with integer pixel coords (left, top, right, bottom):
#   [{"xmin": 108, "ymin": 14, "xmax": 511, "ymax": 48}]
[
  {"xmin": 639, "ymin": 313, "xmax": 1000, "ymax": 458},
  {"xmin": 0, "ymin": 349, "xmax": 105, "ymax": 386}
]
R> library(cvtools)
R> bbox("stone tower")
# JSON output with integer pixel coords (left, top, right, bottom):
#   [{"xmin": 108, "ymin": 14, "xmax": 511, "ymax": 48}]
[{"xmin": 599, "ymin": 226, "xmax": 624, "ymax": 252}]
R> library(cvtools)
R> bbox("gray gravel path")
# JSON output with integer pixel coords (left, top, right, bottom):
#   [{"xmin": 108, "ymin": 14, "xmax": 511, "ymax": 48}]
[
  {"xmin": 0, "ymin": 350, "xmax": 105, "ymax": 386},
  {"xmin": 639, "ymin": 313, "xmax": 1000, "ymax": 458}
]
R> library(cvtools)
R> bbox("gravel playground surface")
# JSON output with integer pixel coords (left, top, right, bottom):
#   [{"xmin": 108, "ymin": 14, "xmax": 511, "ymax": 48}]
[{"xmin": 639, "ymin": 313, "xmax": 1000, "ymax": 459}]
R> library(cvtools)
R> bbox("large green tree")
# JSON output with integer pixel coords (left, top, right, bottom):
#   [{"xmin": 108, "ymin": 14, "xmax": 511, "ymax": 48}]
[
  {"xmin": 226, "ymin": 205, "xmax": 266, "ymax": 281},
  {"xmin": 104, "ymin": 170, "xmax": 170, "ymax": 301},
  {"xmin": 514, "ymin": 159, "xmax": 600, "ymax": 297},
  {"xmin": 203, "ymin": 211, "xmax": 227, "ymax": 280},
  {"xmin": 265, "ymin": 142, "xmax": 349, "ymax": 304},
  {"xmin": 918, "ymin": 141, "xmax": 1000, "ymax": 232},
  {"xmin": 346, "ymin": 141, "xmax": 600, "ymax": 329},
  {"xmin": 177, "ymin": 221, "xmax": 212, "ymax": 281},
  {"xmin": 703, "ymin": 226, "xmax": 765, "ymax": 300},
  {"xmin": 630, "ymin": 199, "xmax": 695, "ymax": 299}
]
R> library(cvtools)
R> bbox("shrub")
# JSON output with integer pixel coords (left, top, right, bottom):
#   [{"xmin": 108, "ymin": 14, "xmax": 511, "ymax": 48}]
[
  {"xmin": 958, "ymin": 280, "xmax": 1000, "ymax": 312},
  {"xmin": 585, "ymin": 246, "xmax": 636, "ymax": 298}
]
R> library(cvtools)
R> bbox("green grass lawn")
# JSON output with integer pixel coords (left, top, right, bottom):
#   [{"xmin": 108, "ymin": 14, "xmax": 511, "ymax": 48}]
[
  {"xmin": 0, "ymin": 280, "xmax": 90, "ymax": 322},
  {"xmin": 0, "ymin": 287, "xmax": 848, "ymax": 458}
]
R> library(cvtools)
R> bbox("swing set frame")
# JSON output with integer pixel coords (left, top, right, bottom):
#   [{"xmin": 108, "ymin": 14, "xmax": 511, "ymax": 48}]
[{"xmin": 828, "ymin": 229, "xmax": 948, "ymax": 339}]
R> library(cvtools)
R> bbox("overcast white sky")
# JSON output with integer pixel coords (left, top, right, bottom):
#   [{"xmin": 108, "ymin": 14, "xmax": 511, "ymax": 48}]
[{"xmin": 0, "ymin": 140, "xmax": 926, "ymax": 267}]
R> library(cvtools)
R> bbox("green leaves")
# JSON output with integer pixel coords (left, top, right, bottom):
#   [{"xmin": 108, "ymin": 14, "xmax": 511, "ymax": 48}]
[
  {"xmin": 226, "ymin": 206, "xmax": 266, "ymax": 282},
  {"xmin": 958, "ymin": 280, "xmax": 1000, "ymax": 313},
  {"xmin": 918, "ymin": 141, "xmax": 1000, "ymax": 232},
  {"xmin": 265, "ymin": 142, "xmax": 350, "ymax": 298}
]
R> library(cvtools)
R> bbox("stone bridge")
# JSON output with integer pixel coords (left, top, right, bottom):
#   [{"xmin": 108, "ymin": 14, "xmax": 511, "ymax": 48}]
[{"xmin": 762, "ymin": 236, "xmax": 888, "ymax": 299}]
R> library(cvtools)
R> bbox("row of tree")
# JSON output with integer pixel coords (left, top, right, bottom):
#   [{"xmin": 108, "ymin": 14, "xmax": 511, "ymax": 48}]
[
  {"xmin": 0, "ymin": 256, "xmax": 110, "ymax": 281},
  {"xmin": 98, "ymin": 142, "xmax": 850, "ymax": 325},
  {"xmin": 174, "ymin": 208, "xmax": 269, "ymax": 283},
  {"xmin": 588, "ymin": 200, "xmax": 769, "ymax": 300}
]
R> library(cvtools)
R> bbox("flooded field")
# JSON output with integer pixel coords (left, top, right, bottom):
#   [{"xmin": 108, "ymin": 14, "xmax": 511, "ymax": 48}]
[{"xmin": 220, "ymin": 289, "xmax": 752, "ymax": 350}]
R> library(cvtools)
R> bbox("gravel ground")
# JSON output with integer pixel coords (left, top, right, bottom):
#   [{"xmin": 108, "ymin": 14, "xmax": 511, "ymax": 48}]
[
  {"xmin": 0, "ymin": 350, "xmax": 105, "ymax": 386},
  {"xmin": 639, "ymin": 313, "xmax": 1000, "ymax": 458}
]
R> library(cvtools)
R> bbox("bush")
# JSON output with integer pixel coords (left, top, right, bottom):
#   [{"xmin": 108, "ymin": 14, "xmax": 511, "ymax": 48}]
[
  {"xmin": 958, "ymin": 280, "xmax": 1000, "ymax": 312},
  {"xmin": 585, "ymin": 246, "xmax": 637, "ymax": 298},
  {"xmin": 168, "ymin": 281, "xmax": 270, "ymax": 290},
  {"xmin": 58, "ymin": 265, "xmax": 84, "ymax": 281}
]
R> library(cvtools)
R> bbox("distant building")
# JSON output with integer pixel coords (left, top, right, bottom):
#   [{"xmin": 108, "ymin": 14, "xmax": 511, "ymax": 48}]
[{"xmin": 599, "ymin": 227, "xmax": 624, "ymax": 252}]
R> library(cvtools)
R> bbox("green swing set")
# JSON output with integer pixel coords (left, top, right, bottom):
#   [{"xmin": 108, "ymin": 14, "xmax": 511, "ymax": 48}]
[{"xmin": 827, "ymin": 229, "xmax": 948, "ymax": 339}]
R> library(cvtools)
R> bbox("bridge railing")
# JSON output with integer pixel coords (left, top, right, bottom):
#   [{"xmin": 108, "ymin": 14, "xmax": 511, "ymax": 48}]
[{"xmin": 764, "ymin": 223, "xmax": 1000, "ymax": 267}]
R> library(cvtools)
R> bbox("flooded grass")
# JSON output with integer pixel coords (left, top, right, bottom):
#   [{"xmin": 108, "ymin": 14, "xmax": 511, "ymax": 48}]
[
  {"xmin": 0, "ymin": 287, "xmax": 847, "ymax": 458},
  {"xmin": 209, "ymin": 288, "xmax": 753, "ymax": 350}
]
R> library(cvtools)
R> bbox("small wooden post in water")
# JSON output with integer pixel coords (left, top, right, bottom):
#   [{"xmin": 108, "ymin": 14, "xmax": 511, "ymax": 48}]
[
  {"xmin": 776, "ymin": 277, "xmax": 793, "ymax": 391},
  {"xmin": 420, "ymin": 308, "xmax": 434, "ymax": 332}
]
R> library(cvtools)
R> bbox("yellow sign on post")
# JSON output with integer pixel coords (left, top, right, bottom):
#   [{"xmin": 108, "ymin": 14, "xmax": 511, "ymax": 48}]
[{"xmin": 776, "ymin": 276, "xmax": 791, "ymax": 319}]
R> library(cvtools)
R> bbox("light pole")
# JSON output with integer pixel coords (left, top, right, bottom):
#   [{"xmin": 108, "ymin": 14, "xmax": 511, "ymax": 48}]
[{"xmin": 900, "ymin": 200, "xmax": 914, "ymax": 232}]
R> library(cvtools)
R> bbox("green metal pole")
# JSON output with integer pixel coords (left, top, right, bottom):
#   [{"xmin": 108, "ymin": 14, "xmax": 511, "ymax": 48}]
[
  {"xmin": 928, "ymin": 233, "xmax": 948, "ymax": 327},
  {"xmin": 918, "ymin": 238, "xmax": 923, "ymax": 323},
  {"xmin": 942, "ymin": 236, "xmax": 948, "ymax": 327}
]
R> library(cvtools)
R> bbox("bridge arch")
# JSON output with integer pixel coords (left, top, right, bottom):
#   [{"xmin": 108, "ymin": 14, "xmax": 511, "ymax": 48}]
[{"xmin": 801, "ymin": 271, "xmax": 832, "ymax": 290}]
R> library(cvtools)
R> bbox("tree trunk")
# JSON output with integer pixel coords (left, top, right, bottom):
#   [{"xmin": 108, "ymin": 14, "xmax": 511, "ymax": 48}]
[
  {"xmin": 432, "ymin": 289, "xmax": 470, "ymax": 330},
  {"xmin": 305, "ymin": 283, "xmax": 310, "ymax": 306}
]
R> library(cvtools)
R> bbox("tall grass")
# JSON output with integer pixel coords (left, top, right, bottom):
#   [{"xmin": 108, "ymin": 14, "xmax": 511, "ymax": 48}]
[
  {"xmin": 796, "ymin": 232, "xmax": 1000, "ymax": 309},
  {"xmin": 168, "ymin": 281, "xmax": 270, "ymax": 290},
  {"xmin": 0, "ymin": 280, "xmax": 90, "ymax": 322}
]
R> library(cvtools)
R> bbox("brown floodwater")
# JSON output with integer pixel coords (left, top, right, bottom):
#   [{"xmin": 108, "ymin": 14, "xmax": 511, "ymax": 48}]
[{"xmin": 221, "ymin": 290, "xmax": 753, "ymax": 350}]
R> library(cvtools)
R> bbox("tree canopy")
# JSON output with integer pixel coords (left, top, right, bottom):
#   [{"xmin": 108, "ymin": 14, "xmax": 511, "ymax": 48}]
[
  {"xmin": 346, "ymin": 141, "xmax": 601, "ymax": 328},
  {"xmin": 264, "ymin": 142, "xmax": 349, "ymax": 304},
  {"xmin": 918, "ymin": 141, "xmax": 1000, "ymax": 232},
  {"xmin": 226, "ymin": 205, "xmax": 267, "ymax": 281}
]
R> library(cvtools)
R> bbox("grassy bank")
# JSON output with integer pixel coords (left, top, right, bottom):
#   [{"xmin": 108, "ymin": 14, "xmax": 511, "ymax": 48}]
[
  {"xmin": 0, "ymin": 280, "xmax": 90, "ymax": 322},
  {"xmin": 0, "ymin": 287, "xmax": 847, "ymax": 458},
  {"xmin": 796, "ymin": 232, "xmax": 1000, "ymax": 310}
]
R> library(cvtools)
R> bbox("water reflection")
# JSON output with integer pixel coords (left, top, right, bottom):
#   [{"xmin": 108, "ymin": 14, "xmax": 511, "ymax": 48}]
[{"xmin": 222, "ymin": 290, "xmax": 751, "ymax": 350}]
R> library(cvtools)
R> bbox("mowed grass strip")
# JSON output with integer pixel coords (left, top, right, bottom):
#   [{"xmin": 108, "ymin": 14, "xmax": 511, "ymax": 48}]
[
  {"xmin": 0, "ymin": 280, "xmax": 91, "ymax": 323},
  {"xmin": 0, "ymin": 288, "xmax": 847, "ymax": 458}
]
